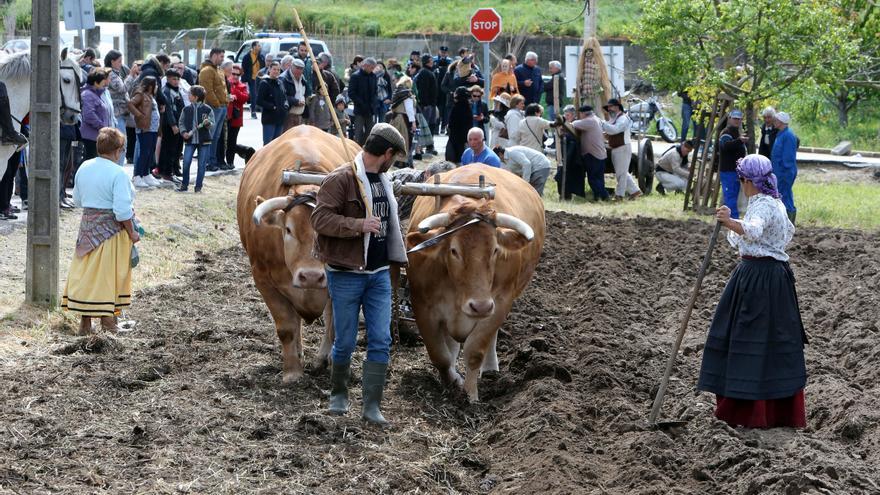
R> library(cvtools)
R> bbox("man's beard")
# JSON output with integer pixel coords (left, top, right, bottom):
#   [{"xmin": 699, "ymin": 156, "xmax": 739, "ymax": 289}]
[{"xmin": 379, "ymin": 158, "xmax": 393, "ymax": 173}]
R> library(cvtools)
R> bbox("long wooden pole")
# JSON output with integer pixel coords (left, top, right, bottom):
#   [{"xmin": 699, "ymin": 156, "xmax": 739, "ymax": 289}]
[
  {"xmin": 648, "ymin": 221, "xmax": 722, "ymax": 425},
  {"xmin": 291, "ymin": 8, "xmax": 371, "ymax": 215}
]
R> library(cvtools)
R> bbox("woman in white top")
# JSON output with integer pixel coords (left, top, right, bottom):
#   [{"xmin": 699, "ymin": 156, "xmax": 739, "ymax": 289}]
[
  {"xmin": 697, "ymin": 154, "xmax": 806, "ymax": 429},
  {"xmin": 503, "ymin": 94, "xmax": 525, "ymax": 147},
  {"xmin": 488, "ymin": 92, "xmax": 511, "ymax": 148},
  {"xmin": 600, "ymin": 98, "xmax": 641, "ymax": 199}
]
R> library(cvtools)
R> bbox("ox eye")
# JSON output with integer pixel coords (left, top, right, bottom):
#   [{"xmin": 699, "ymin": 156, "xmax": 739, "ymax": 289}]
[
  {"xmin": 450, "ymin": 247, "xmax": 460, "ymax": 259},
  {"xmin": 63, "ymin": 77, "xmax": 71, "ymax": 83},
  {"xmin": 493, "ymin": 247, "xmax": 499, "ymax": 256},
  {"xmin": 285, "ymin": 227, "xmax": 292, "ymax": 235}
]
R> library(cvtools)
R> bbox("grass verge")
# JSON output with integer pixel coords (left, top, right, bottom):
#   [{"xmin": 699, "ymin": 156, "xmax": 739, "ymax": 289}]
[{"xmin": 0, "ymin": 173, "xmax": 243, "ymax": 356}]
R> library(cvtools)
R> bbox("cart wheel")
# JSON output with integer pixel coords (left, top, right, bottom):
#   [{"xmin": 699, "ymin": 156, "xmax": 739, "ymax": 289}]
[{"xmin": 637, "ymin": 138, "xmax": 654, "ymax": 194}]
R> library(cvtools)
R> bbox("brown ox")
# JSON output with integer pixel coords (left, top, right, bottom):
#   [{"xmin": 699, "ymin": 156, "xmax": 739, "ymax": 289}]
[
  {"xmin": 237, "ymin": 126, "xmax": 360, "ymax": 382},
  {"xmin": 405, "ymin": 164, "xmax": 545, "ymax": 401}
]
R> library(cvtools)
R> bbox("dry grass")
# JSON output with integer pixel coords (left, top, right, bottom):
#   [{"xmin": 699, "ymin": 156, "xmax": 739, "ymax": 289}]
[{"xmin": 0, "ymin": 173, "xmax": 244, "ymax": 356}]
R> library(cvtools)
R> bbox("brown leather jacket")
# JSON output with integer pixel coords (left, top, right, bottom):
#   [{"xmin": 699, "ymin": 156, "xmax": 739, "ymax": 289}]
[
  {"xmin": 128, "ymin": 89, "xmax": 155, "ymax": 130},
  {"xmin": 310, "ymin": 157, "xmax": 407, "ymax": 271}
]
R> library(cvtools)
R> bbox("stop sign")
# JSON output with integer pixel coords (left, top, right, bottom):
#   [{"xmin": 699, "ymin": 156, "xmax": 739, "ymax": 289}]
[{"xmin": 470, "ymin": 8, "xmax": 502, "ymax": 43}]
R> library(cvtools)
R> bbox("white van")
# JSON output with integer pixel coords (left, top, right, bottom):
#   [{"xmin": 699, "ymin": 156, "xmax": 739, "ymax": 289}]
[{"xmin": 234, "ymin": 35, "xmax": 330, "ymax": 63}]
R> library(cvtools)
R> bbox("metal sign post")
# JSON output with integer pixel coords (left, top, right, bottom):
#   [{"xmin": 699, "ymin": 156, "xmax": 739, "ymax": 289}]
[
  {"xmin": 470, "ymin": 8, "xmax": 502, "ymax": 106},
  {"xmin": 63, "ymin": 0, "xmax": 96, "ymax": 50},
  {"xmin": 27, "ymin": 0, "xmax": 61, "ymax": 306}
]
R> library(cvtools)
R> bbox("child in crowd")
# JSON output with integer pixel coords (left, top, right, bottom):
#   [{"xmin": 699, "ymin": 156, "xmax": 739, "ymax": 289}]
[
  {"xmin": 334, "ymin": 95, "xmax": 351, "ymax": 133},
  {"xmin": 176, "ymin": 86, "xmax": 214, "ymax": 193}
]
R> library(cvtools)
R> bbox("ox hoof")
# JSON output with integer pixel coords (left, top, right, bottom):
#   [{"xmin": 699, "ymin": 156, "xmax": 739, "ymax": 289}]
[
  {"xmin": 311, "ymin": 356, "xmax": 330, "ymax": 371},
  {"xmin": 282, "ymin": 370, "xmax": 305, "ymax": 384}
]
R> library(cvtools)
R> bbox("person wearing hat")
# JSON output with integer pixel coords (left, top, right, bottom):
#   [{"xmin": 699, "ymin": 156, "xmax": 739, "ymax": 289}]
[
  {"xmin": 601, "ymin": 98, "xmax": 641, "ymax": 199},
  {"xmin": 718, "ymin": 109, "xmax": 748, "ymax": 218},
  {"xmin": 333, "ymin": 94, "xmax": 351, "ymax": 131},
  {"xmin": 387, "ymin": 77, "xmax": 417, "ymax": 166},
  {"xmin": 445, "ymin": 86, "xmax": 474, "ymax": 163},
  {"xmin": 698, "ymin": 153, "xmax": 805, "ymax": 429},
  {"xmin": 453, "ymin": 56, "xmax": 485, "ymax": 89},
  {"xmin": 414, "ymin": 54, "xmax": 439, "ymax": 151},
  {"xmin": 488, "ymin": 92, "xmax": 511, "ymax": 148},
  {"xmin": 280, "ymin": 57, "xmax": 312, "ymax": 131},
  {"xmin": 490, "ymin": 59, "xmax": 519, "ymax": 100},
  {"xmin": 770, "ymin": 111, "xmax": 799, "ymax": 223},
  {"xmin": 311, "ymin": 123, "xmax": 409, "ymax": 427}
]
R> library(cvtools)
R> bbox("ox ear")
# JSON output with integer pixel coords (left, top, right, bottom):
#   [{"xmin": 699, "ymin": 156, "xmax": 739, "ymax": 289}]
[
  {"xmin": 253, "ymin": 196, "xmax": 287, "ymax": 229},
  {"xmin": 496, "ymin": 228, "xmax": 531, "ymax": 253},
  {"xmin": 405, "ymin": 230, "xmax": 438, "ymax": 254}
]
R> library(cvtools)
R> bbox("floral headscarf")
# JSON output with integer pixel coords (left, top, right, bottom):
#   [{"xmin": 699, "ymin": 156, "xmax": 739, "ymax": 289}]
[{"xmin": 736, "ymin": 154, "xmax": 779, "ymax": 198}]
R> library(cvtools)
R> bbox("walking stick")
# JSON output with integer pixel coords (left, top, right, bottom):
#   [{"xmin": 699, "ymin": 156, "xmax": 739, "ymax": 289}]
[
  {"xmin": 291, "ymin": 8, "xmax": 371, "ymax": 216},
  {"xmin": 648, "ymin": 221, "xmax": 722, "ymax": 425}
]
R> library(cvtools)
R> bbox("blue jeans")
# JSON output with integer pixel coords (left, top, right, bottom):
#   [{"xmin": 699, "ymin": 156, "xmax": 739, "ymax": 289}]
[
  {"xmin": 134, "ymin": 131, "xmax": 158, "ymax": 177},
  {"xmin": 208, "ymin": 106, "xmax": 226, "ymax": 166},
  {"xmin": 681, "ymin": 102, "xmax": 692, "ymax": 142},
  {"xmin": 181, "ymin": 143, "xmax": 209, "ymax": 190},
  {"xmin": 719, "ymin": 171, "xmax": 740, "ymax": 219},
  {"xmin": 584, "ymin": 154, "xmax": 609, "ymax": 200},
  {"xmin": 327, "ymin": 269, "xmax": 392, "ymax": 364},
  {"xmin": 115, "ymin": 116, "xmax": 127, "ymax": 166},
  {"xmin": 262, "ymin": 123, "xmax": 283, "ymax": 145},
  {"xmin": 775, "ymin": 168, "xmax": 797, "ymax": 214}
]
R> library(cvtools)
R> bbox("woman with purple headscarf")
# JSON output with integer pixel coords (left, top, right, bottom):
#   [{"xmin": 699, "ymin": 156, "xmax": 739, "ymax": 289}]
[{"xmin": 697, "ymin": 154, "xmax": 807, "ymax": 429}]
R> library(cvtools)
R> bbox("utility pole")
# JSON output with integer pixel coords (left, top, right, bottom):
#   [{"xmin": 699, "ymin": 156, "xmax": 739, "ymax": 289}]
[
  {"xmin": 584, "ymin": 0, "xmax": 597, "ymax": 40},
  {"xmin": 28, "ymin": 0, "xmax": 61, "ymax": 306}
]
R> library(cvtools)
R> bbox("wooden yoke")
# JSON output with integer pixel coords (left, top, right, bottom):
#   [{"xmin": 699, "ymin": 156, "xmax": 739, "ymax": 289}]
[{"xmin": 291, "ymin": 8, "xmax": 371, "ymax": 216}]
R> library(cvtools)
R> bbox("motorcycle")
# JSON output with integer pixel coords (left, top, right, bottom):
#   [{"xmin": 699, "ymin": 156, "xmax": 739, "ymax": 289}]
[{"xmin": 626, "ymin": 94, "xmax": 678, "ymax": 143}]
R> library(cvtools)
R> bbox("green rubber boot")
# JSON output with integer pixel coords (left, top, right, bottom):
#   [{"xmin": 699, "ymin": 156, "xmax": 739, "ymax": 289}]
[
  {"xmin": 361, "ymin": 361, "xmax": 389, "ymax": 426},
  {"xmin": 787, "ymin": 210, "xmax": 797, "ymax": 225},
  {"xmin": 328, "ymin": 361, "xmax": 351, "ymax": 415}
]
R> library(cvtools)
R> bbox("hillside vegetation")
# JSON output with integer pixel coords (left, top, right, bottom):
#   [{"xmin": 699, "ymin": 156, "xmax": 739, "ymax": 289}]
[{"xmin": 9, "ymin": 0, "xmax": 641, "ymax": 38}]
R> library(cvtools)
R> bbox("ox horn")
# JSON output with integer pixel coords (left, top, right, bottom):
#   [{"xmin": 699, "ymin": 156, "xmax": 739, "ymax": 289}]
[
  {"xmin": 417, "ymin": 212, "xmax": 452, "ymax": 233},
  {"xmin": 495, "ymin": 214, "xmax": 535, "ymax": 241},
  {"xmin": 252, "ymin": 195, "xmax": 294, "ymax": 226}
]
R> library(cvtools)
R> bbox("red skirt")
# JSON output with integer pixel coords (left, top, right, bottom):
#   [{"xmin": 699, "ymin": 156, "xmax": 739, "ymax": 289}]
[{"xmin": 715, "ymin": 390, "xmax": 806, "ymax": 428}]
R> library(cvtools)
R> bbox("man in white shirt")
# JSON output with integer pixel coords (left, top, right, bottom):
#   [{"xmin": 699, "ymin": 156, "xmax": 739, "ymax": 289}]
[
  {"xmin": 654, "ymin": 140, "xmax": 693, "ymax": 194},
  {"xmin": 493, "ymin": 145, "xmax": 552, "ymax": 196}
]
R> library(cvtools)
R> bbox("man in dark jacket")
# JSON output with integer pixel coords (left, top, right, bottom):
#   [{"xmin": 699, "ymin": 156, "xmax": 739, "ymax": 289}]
[
  {"xmin": 139, "ymin": 54, "xmax": 171, "ymax": 108},
  {"xmin": 717, "ymin": 110, "xmax": 748, "ymax": 218},
  {"xmin": 258, "ymin": 62, "xmax": 288, "ymax": 144},
  {"xmin": 315, "ymin": 52, "xmax": 343, "ymax": 103},
  {"xmin": 433, "ymin": 46, "xmax": 452, "ymax": 133},
  {"xmin": 157, "ymin": 70, "xmax": 186, "ymax": 180},
  {"xmin": 280, "ymin": 58, "xmax": 312, "ymax": 131},
  {"xmin": 515, "ymin": 52, "xmax": 544, "ymax": 106},
  {"xmin": 348, "ymin": 57, "xmax": 378, "ymax": 144},
  {"xmin": 758, "ymin": 107, "xmax": 778, "ymax": 159},
  {"xmin": 543, "ymin": 60, "xmax": 567, "ymax": 120},
  {"xmin": 414, "ymin": 54, "xmax": 439, "ymax": 144},
  {"xmin": 241, "ymin": 41, "xmax": 265, "ymax": 119}
]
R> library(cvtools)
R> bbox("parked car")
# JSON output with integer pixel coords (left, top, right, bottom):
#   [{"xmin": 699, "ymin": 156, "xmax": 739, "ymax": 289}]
[
  {"xmin": 234, "ymin": 35, "xmax": 329, "ymax": 64},
  {"xmin": 2, "ymin": 39, "xmax": 29, "ymax": 53}
]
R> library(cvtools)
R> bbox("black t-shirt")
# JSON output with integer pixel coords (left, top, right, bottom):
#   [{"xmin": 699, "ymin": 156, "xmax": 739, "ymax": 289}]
[{"xmin": 365, "ymin": 172, "xmax": 390, "ymax": 271}]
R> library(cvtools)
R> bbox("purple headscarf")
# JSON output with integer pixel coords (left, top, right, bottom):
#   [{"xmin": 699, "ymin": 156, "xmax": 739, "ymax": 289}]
[{"xmin": 736, "ymin": 154, "xmax": 779, "ymax": 198}]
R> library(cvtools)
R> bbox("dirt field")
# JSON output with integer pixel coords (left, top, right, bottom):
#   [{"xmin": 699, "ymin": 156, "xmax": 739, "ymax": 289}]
[{"xmin": 2, "ymin": 211, "xmax": 879, "ymax": 494}]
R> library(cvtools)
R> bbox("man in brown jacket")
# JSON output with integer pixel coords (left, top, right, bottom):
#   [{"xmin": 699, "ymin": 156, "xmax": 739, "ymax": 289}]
[
  {"xmin": 198, "ymin": 48, "xmax": 230, "ymax": 171},
  {"xmin": 310, "ymin": 123, "xmax": 408, "ymax": 427}
]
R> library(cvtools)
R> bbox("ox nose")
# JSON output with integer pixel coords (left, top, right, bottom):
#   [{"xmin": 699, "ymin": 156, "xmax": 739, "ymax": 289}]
[
  {"xmin": 294, "ymin": 269, "xmax": 327, "ymax": 289},
  {"xmin": 466, "ymin": 298, "xmax": 496, "ymax": 317}
]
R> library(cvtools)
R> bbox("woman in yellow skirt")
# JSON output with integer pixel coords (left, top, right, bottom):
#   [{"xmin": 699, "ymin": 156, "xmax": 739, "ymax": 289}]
[{"xmin": 63, "ymin": 127, "xmax": 140, "ymax": 334}]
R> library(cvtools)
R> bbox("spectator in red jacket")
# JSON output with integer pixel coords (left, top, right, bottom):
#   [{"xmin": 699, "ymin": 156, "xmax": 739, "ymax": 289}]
[{"xmin": 225, "ymin": 64, "xmax": 256, "ymax": 167}]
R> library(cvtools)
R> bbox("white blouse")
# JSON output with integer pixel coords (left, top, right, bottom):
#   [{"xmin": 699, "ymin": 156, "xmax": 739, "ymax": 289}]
[{"xmin": 727, "ymin": 194, "xmax": 794, "ymax": 262}]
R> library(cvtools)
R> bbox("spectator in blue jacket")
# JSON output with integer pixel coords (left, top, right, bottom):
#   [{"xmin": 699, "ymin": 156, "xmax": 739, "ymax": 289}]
[
  {"xmin": 514, "ymin": 52, "xmax": 544, "ymax": 106},
  {"xmin": 348, "ymin": 57, "xmax": 379, "ymax": 144},
  {"xmin": 770, "ymin": 111, "xmax": 799, "ymax": 223}
]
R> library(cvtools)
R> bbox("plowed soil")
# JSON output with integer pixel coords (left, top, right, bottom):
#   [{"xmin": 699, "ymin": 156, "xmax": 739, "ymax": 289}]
[{"xmin": 2, "ymin": 212, "xmax": 879, "ymax": 494}]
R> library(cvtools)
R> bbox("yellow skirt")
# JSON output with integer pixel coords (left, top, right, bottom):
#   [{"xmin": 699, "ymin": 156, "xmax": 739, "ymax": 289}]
[{"xmin": 62, "ymin": 231, "xmax": 133, "ymax": 317}]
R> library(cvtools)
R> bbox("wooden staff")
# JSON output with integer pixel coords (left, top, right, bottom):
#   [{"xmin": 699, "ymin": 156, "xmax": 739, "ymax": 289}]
[
  {"xmin": 292, "ymin": 8, "xmax": 371, "ymax": 215},
  {"xmin": 648, "ymin": 221, "xmax": 722, "ymax": 425}
]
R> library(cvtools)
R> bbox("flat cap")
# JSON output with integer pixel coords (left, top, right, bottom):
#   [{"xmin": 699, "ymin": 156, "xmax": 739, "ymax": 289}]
[
  {"xmin": 369, "ymin": 123, "xmax": 407, "ymax": 156},
  {"xmin": 291, "ymin": 58, "xmax": 305, "ymax": 68},
  {"xmin": 775, "ymin": 111, "xmax": 791, "ymax": 124}
]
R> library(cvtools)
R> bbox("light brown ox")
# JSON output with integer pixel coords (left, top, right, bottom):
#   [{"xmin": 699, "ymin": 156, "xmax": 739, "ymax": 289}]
[
  {"xmin": 237, "ymin": 126, "xmax": 360, "ymax": 383},
  {"xmin": 405, "ymin": 164, "xmax": 545, "ymax": 401}
]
